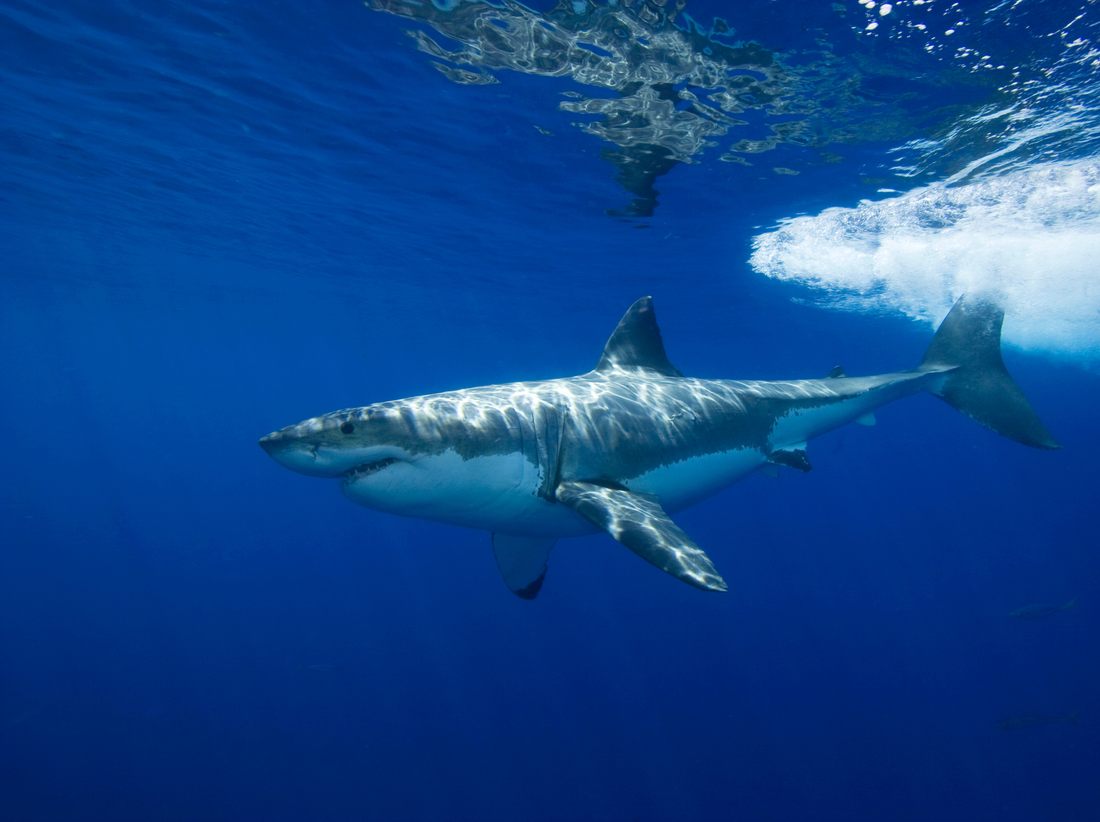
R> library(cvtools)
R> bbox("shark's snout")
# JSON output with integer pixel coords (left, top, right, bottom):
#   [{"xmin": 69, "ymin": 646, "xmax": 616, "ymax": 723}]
[
  {"xmin": 258, "ymin": 433, "xmax": 334, "ymax": 477},
  {"xmin": 259, "ymin": 421, "xmax": 407, "ymax": 479}
]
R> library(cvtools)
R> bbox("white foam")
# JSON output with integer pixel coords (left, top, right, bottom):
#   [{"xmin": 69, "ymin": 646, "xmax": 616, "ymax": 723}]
[{"xmin": 749, "ymin": 161, "xmax": 1100, "ymax": 360}]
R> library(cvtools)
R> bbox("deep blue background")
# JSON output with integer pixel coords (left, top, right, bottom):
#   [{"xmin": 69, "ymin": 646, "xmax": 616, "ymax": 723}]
[{"xmin": 2, "ymin": 1, "xmax": 1098, "ymax": 820}]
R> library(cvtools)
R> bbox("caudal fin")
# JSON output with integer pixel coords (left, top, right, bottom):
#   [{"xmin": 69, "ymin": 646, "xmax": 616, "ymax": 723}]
[{"xmin": 920, "ymin": 295, "xmax": 1060, "ymax": 450}]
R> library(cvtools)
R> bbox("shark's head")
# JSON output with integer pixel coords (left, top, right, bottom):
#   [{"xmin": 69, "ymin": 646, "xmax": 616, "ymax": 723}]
[
  {"xmin": 259, "ymin": 408, "xmax": 408, "ymax": 480},
  {"xmin": 259, "ymin": 397, "xmax": 539, "ymax": 525}
]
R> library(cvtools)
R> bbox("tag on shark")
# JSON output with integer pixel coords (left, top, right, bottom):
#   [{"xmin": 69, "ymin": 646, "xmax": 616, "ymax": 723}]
[{"xmin": 260, "ymin": 295, "xmax": 1059, "ymax": 598}]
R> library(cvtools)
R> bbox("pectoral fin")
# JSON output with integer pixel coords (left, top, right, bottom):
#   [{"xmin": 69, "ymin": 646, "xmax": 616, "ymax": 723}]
[
  {"xmin": 492, "ymin": 533, "xmax": 556, "ymax": 600},
  {"xmin": 555, "ymin": 481, "xmax": 727, "ymax": 592}
]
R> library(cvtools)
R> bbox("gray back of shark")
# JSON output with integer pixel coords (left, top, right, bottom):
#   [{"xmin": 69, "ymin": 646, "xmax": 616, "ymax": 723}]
[{"xmin": 260, "ymin": 295, "xmax": 1059, "ymax": 599}]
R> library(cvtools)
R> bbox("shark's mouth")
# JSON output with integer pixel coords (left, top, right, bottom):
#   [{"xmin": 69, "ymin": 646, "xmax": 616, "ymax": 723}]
[{"xmin": 341, "ymin": 457, "xmax": 398, "ymax": 484}]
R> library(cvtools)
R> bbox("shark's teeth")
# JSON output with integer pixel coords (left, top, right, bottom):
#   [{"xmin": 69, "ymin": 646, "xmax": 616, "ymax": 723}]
[{"xmin": 341, "ymin": 457, "xmax": 398, "ymax": 482}]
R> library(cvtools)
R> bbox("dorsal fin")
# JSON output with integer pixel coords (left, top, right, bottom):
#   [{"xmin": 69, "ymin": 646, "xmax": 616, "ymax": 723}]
[
  {"xmin": 594, "ymin": 297, "xmax": 683, "ymax": 377},
  {"xmin": 825, "ymin": 366, "xmax": 846, "ymax": 379}
]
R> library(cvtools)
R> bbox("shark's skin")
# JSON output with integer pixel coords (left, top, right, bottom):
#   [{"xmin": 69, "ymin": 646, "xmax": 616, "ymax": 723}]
[{"xmin": 260, "ymin": 295, "xmax": 1059, "ymax": 598}]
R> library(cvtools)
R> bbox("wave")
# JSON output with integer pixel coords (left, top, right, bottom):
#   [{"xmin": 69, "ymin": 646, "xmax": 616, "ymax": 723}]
[{"xmin": 749, "ymin": 160, "xmax": 1100, "ymax": 359}]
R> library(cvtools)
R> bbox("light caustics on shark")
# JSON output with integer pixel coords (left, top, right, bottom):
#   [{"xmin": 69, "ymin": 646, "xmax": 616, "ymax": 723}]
[
  {"xmin": 750, "ymin": 160, "xmax": 1100, "ymax": 360},
  {"xmin": 260, "ymin": 295, "xmax": 1058, "ymax": 599}
]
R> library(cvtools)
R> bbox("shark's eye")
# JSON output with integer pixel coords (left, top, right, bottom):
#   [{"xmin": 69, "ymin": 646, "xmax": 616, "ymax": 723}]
[{"xmin": 340, "ymin": 422, "xmax": 355, "ymax": 434}]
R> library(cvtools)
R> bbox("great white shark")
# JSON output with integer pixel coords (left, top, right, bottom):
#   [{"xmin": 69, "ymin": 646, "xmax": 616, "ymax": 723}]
[{"xmin": 260, "ymin": 295, "xmax": 1059, "ymax": 598}]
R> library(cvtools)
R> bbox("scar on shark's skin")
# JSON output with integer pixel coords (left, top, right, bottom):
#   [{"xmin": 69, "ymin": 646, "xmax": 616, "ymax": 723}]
[{"xmin": 260, "ymin": 295, "xmax": 1059, "ymax": 599}]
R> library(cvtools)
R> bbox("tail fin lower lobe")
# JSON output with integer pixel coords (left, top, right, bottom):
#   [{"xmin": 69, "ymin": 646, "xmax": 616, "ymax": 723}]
[{"xmin": 920, "ymin": 295, "xmax": 1060, "ymax": 450}]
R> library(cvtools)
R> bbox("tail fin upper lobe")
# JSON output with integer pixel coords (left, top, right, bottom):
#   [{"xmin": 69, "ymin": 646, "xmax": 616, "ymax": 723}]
[{"xmin": 920, "ymin": 295, "xmax": 1060, "ymax": 450}]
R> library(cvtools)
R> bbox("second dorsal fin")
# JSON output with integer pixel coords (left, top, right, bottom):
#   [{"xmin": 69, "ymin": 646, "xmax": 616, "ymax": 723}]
[{"xmin": 594, "ymin": 297, "xmax": 683, "ymax": 377}]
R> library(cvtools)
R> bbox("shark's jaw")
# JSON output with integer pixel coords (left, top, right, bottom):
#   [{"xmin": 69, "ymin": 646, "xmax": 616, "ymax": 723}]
[
  {"xmin": 257, "ymin": 432, "xmax": 407, "ymax": 480},
  {"xmin": 340, "ymin": 457, "xmax": 399, "ymax": 484}
]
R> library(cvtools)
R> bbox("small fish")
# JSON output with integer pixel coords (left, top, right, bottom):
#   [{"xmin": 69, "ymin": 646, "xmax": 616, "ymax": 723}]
[
  {"xmin": 1009, "ymin": 599, "xmax": 1077, "ymax": 619},
  {"xmin": 998, "ymin": 712, "xmax": 1077, "ymax": 730}
]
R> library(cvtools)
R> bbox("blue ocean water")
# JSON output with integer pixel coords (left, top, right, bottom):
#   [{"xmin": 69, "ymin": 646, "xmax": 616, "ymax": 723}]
[{"xmin": 2, "ymin": 0, "xmax": 1099, "ymax": 819}]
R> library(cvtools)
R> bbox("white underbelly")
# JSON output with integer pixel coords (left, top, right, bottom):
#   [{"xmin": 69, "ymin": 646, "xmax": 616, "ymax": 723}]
[
  {"xmin": 622, "ymin": 448, "xmax": 765, "ymax": 513},
  {"xmin": 341, "ymin": 449, "xmax": 595, "ymax": 537},
  {"xmin": 770, "ymin": 399, "xmax": 875, "ymax": 446}
]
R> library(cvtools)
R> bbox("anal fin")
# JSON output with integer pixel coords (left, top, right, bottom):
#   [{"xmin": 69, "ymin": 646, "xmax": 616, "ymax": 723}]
[
  {"xmin": 492, "ymin": 533, "xmax": 556, "ymax": 600},
  {"xmin": 555, "ymin": 481, "xmax": 726, "ymax": 592}
]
